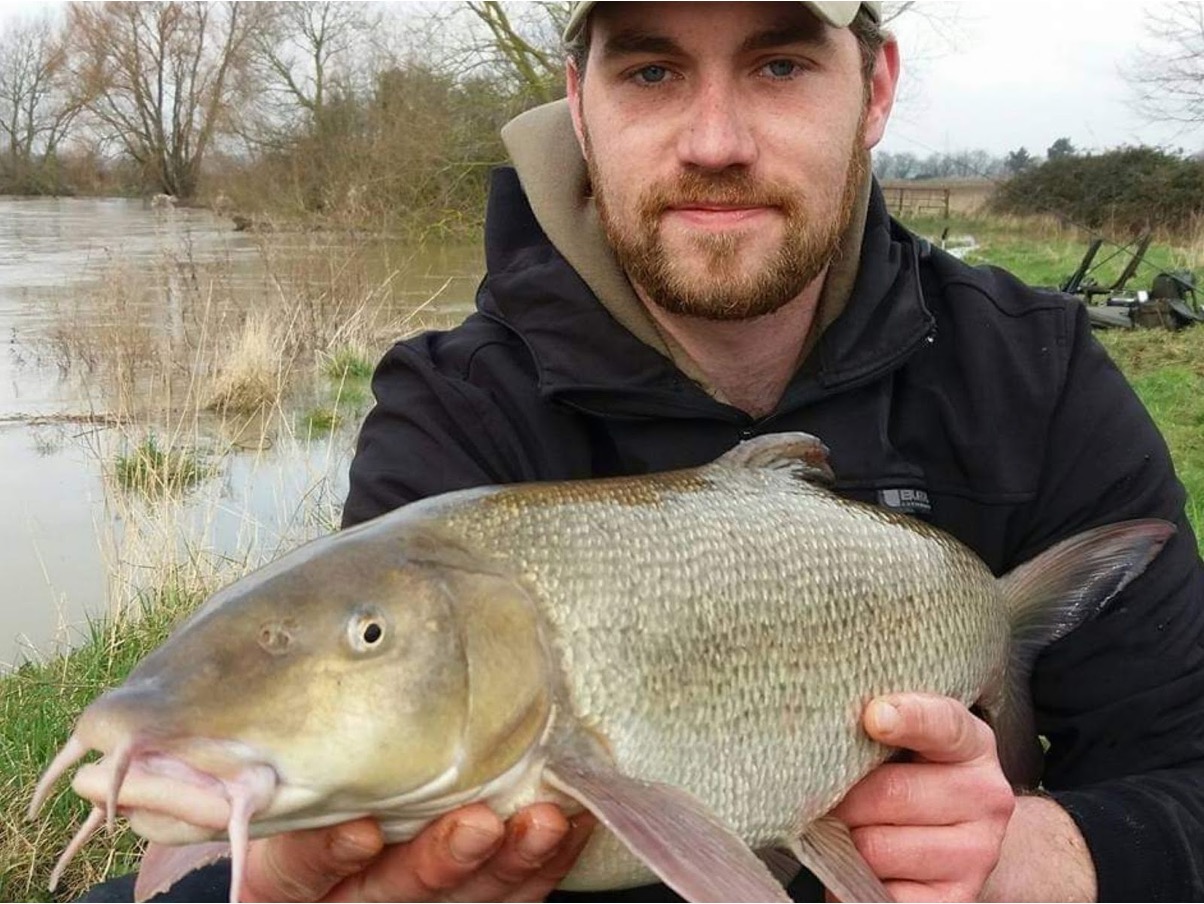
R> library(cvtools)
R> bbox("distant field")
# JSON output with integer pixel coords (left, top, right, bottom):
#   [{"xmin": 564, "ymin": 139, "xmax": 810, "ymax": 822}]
[{"xmin": 881, "ymin": 178, "xmax": 995, "ymax": 219}]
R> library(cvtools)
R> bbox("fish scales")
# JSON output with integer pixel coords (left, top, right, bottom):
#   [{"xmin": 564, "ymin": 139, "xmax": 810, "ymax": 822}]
[{"xmin": 422, "ymin": 462, "xmax": 1008, "ymax": 885}]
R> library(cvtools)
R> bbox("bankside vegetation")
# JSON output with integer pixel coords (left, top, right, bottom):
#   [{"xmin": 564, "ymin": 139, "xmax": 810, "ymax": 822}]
[
  {"xmin": 0, "ymin": 2, "xmax": 570, "ymax": 236},
  {"xmin": 992, "ymin": 147, "xmax": 1204, "ymax": 237}
]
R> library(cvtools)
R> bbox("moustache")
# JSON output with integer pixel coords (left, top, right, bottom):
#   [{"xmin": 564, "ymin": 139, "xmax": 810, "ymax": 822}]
[{"xmin": 639, "ymin": 172, "xmax": 801, "ymax": 217}]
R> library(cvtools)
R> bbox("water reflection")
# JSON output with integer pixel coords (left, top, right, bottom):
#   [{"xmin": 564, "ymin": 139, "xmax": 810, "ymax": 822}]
[{"xmin": 0, "ymin": 197, "xmax": 483, "ymax": 665}]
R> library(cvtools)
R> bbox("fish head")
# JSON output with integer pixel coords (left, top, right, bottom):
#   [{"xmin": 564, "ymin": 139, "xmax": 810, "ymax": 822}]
[{"xmin": 35, "ymin": 521, "xmax": 554, "ymax": 847}]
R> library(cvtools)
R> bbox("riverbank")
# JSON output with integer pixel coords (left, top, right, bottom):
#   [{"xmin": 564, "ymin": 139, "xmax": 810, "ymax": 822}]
[{"xmin": 5, "ymin": 214, "xmax": 1204, "ymax": 901}]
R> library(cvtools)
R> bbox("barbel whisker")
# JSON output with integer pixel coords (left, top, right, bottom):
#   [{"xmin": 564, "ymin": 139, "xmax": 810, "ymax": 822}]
[
  {"xmin": 28, "ymin": 735, "xmax": 88, "ymax": 820},
  {"xmin": 49, "ymin": 806, "xmax": 104, "ymax": 892},
  {"xmin": 105, "ymin": 742, "xmax": 136, "ymax": 833}
]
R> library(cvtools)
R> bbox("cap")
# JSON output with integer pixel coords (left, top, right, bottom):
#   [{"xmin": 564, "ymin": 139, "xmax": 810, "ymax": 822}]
[{"xmin": 563, "ymin": 2, "xmax": 882, "ymax": 44}]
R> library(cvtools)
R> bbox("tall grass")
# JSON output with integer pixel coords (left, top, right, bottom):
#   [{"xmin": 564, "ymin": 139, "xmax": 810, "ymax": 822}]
[
  {"xmin": 113, "ymin": 433, "xmax": 210, "ymax": 495},
  {"xmin": 1, "ymin": 239, "xmax": 451, "ymax": 900}
]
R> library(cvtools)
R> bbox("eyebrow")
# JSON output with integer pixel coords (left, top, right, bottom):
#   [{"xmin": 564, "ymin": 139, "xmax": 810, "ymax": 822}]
[
  {"xmin": 738, "ymin": 23, "xmax": 832, "ymax": 55},
  {"xmin": 599, "ymin": 21, "xmax": 832, "ymax": 63},
  {"xmin": 599, "ymin": 31, "xmax": 684, "ymax": 61}
]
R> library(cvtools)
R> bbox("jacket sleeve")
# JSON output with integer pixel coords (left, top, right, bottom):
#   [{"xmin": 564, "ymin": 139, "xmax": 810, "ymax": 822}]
[
  {"xmin": 1022, "ymin": 304, "xmax": 1204, "ymax": 901},
  {"xmin": 341, "ymin": 332, "xmax": 537, "ymax": 527}
]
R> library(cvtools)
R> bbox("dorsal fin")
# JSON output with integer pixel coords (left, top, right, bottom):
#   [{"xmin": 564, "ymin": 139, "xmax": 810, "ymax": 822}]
[{"xmin": 717, "ymin": 433, "xmax": 834, "ymax": 484}]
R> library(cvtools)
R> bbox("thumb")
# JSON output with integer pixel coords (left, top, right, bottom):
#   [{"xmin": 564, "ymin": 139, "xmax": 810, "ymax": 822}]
[{"xmin": 242, "ymin": 819, "xmax": 384, "ymax": 902}]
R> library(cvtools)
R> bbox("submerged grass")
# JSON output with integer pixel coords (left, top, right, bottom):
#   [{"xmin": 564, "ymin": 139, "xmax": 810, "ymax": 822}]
[
  {"xmin": 113, "ymin": 433, "xmax": 209, "ymax": 496},
  {"xmin": 1, "ymin": 238, "xmax": 447, "ymax": 899}
]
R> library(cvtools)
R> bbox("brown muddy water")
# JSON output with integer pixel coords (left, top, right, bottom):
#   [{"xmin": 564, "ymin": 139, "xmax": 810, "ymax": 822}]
[{"xmin": 0, "ymin": 197, "xmax": 483, "ymax": 667}]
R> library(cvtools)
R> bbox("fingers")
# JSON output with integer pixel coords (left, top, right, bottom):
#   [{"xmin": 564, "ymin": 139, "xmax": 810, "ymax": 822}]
[
  {"xmin": 863, "ymin": 693, "xmax": 996, "ymax": 765},
  {"xmin": 830, "ymin": 761, "xmax": 1009, "ymax": 827},
  {"xmin": 482, "ymin": 808, "xmax": 597, "ymax": 903},
  {"xmin": 849, "ymin": 823, "xmax": 1004, "ymax": 894},
  {"xmin": 325, "ymin": 805, "xmax": 506, "ymax": 902},
  {"xmin": 241, "ymin": 818, "xmax": 385, "ymax": 902},
  {"xmin": 822, "ymin": 693, "xmax": 1017, "ymax": 904},
  {"xmin": 325, "ymin": 803, "xmax": 595, "ymax": 903}
]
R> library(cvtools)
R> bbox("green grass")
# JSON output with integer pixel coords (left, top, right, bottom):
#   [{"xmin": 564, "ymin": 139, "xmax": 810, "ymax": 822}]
[
  {"xmin": 902, "ymin": 213, "xmax": 1199, "ymax": 292},
  {"xmin": 113, "ymin": 434, "xmax": 209, "ymax": 496},
  {"xmin": 322, "ymin": 347, "xmax": 375, "ymax": 382},
  {"xmin": 302, "ymin": 406, "xmax": 343, "ymax": 436},
  {"xmin": 299, "ymin": 352, "xmax": 374, "ymax": 439},
  {"xmin": 1, "ymin": 583, "xmax": 205, "ymax": 902},
  {"xmin": 330, "ymin": 379, "xmax": 370, "ymax": 409}
]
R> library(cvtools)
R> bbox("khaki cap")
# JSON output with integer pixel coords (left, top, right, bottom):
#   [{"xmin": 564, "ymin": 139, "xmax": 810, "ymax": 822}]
[{"xmin": 563, "ymin": 2, "xmax": 882, "ymax": 43}]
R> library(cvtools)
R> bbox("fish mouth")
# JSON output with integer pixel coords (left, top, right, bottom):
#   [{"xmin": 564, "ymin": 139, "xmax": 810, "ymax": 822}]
[{"xmin": 29, "ymin": 731, "xmax": 278, "ymax": 895}]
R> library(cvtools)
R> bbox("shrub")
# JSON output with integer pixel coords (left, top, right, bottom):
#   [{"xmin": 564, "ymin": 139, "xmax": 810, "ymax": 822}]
[{"xmin": 991, "ymin": 147, "xmax": 1204, "ymax": 237}]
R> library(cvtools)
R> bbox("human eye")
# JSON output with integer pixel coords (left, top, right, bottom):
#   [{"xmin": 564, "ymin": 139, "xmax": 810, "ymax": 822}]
[
  {"xmin": 630, "ymin": 64, "xmax": 673, "ymax": 86},
  {"xmin": 759, "ymin": 58, "xmax": 805, "ymax": 80}
]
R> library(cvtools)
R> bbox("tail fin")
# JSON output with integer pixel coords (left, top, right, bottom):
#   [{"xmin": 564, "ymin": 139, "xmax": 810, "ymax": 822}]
[{"xmin": 985, "ymin": 519, "xmax": 1175, "ymax": 787}]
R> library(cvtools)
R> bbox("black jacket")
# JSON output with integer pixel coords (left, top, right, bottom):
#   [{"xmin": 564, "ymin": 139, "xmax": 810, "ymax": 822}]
[{"xmin": 345, "ymin": 170, "xmax": 1204, "ymax": 901}]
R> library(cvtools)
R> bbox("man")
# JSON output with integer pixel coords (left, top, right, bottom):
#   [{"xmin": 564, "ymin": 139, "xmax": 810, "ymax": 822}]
[{"xmin": 85, "ymin": 2, "xmax": 1204, "ymax": 901}]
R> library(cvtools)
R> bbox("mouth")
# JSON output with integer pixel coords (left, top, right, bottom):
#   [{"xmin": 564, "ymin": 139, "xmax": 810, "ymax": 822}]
[
  {"xmin": 30, "ymin": 732, "xmax": 278, "ymax": 902},
  {"xmin": 661, "ymin": 204, "xmax": 778, "ymax": 232}
]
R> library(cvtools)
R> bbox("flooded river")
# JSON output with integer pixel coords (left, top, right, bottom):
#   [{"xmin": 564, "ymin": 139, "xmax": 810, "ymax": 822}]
[{"xmin": 0, "ymin": 197, "xmax": 483, "ymax": 666}]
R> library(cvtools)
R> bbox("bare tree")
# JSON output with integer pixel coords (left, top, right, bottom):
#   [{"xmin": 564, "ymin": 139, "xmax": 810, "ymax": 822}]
[
  {"xmin": 65, "ymin": 1, "xmax": 264, "ymax": 199},
  {"xmin": 0, "ymin": 11, "xmax": 81, "ymax": 191},
  {"xmin": 1127, "ymin": 1, "xmax": 1204, "ymax": 125},
  {"xmin": 422, "ymin": 2, "xmax": 571, "ymax": 106},
  {"xmin": 244, "ymin": 2, "xmax": 383, "ymax": 144}
]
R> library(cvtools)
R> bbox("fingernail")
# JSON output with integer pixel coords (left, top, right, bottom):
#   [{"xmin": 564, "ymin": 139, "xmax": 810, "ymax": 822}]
[
  {"xmin": 331, "ymin": 825, "xmax": 380, "ymax": 864},
  {"xmin": 516, "ymin": 819, "xmax": 564, "ymax": 861},
  {"xmin": 869, "ymin": 700, "xmax": 901, "ymax": 736},
  {"xmin": 449, "ymin": 821, "xmax": 502, "ymax": 864}
]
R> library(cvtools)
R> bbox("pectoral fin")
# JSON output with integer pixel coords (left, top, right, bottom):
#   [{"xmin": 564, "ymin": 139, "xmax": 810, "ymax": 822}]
[
  {"xmin": 789, "ymin": 816, "xmax": 893, "ymax": 903},
  {"xmin": 543, "ymin": 753, "xmax": 790, "ymax": 903},
  {"xmin": 134, "ymin": 841, "xmax": 231, "ymax": 902}
]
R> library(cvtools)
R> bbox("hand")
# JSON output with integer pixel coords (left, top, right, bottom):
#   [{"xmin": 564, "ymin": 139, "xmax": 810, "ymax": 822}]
[
  {"xmin": 240, "ymin": 803, "xmax": 596, "ymax": 902},
  {"xmin": 828, "ymin": 693, "xmax": 1015, "ymax": 903}
]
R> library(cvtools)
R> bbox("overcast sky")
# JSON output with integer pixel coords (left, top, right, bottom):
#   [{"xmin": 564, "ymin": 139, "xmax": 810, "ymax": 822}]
[
  {"xmin": 879, "ymin": 0, "xmax": 1201, "ymax": 159},
  {"xmin": 2, "ymin": 1, "xmax": 1199, "ymax": 163}
]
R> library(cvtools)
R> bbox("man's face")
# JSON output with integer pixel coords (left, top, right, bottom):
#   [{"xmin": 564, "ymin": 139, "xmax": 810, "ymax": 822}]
[{"xmin": 567, "ymin": 2, "xmax": 895, "ymax": 321}]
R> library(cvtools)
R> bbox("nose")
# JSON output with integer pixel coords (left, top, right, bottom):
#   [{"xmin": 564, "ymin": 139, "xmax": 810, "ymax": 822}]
[{"xmin": 677, "ymin": 75, "xmax": 757, "ymax": 171}]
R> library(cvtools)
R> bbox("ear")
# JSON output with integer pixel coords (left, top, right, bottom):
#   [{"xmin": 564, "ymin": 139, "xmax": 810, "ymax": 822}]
[
  {"xmin": 862, "ymin": 38, "xmax": 900, "ymax": 150},
  {"xmin": 566, "ymin": 57, "xmax": 589, "ymax": 160}
]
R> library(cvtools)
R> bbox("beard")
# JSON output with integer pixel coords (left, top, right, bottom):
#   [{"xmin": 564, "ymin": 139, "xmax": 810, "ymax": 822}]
[{"xmin": 586, "ymin": 126, "xmax": 868, "ymax": 322}]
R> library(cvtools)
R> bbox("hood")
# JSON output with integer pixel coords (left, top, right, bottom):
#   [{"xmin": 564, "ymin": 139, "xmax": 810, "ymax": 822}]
[
  {"xmin": 499, "ymin": 99, "xmax": 872, "ymax": 397},
  {"xmin": 482, "ymin": 100, "xmax": 933, "ymax": 420}
]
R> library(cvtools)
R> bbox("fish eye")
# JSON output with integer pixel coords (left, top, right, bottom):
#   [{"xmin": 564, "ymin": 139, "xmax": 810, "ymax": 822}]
[{"xmin": 347, "ymin": 610, "xmax": 388, "ymax": 653}]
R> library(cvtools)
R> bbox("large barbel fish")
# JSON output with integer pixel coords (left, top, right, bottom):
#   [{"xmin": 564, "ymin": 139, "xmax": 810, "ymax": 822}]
[{"xmin": 32, "ymin": 433, "xmax": 1173, "ymax": 903}]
